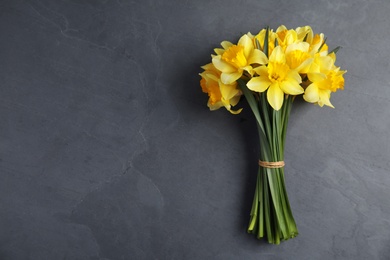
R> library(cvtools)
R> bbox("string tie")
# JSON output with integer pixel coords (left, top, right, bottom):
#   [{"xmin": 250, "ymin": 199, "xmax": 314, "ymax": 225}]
[{"xmin": 258, "ymin": 160, "xmax": 285, "ymax": 168}]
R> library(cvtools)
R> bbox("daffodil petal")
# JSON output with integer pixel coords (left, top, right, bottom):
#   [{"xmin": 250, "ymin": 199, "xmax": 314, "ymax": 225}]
[
  {"xmin": 280, "ymin": 79, "xmax": 304, "ymax": 95},
  {"xmin": 219, "ymin": 82, "xmax": 239, "ymax": 100},
  {"xmin": 247, "ymin": 77, "xmax": 271, "ymax": 93},
  {"xmin": 214, "ymin": 48, "xmax": 225, "ymax": 55},
  {"xmin": 226, "ymin": 106, "xmax": 243, "ymax": 114},
  {"xmin": 303, "ymin": 84, "xmax": 319, "ymax": 103},
  {"xmin": 230, "ymin": 95, "xmax": 241, "ymax": 106},
  {"xmin": 276, "ymin": 25, "xmax": 287, "ymax": 33},
  {"xmin": 307, "ymin": 62, "xmax": 320, "ymax": 74},
  {"xmin": 295, "ymin": 58, "xmax": 313, "ymax": 73},
  {"xmin": 220, "ymin": 71, "xmax": 242, "ymax": 84},
  {"xmin": 267, "ymin": 82, "xmax": 284, "ymax": 110},
  {"xmin": 285, "ymin": 30, "xmax": 298, "ymax": 45},
  {"xmin": 225, "ymin": 101, "xmax": 242, "ymax": 115},
  {"xmin": 221, "ymin": 41, "xmax": 233, "ymax": 50},
  {"xmin": 307, "ymin": 72, "xmax": 326, "ymax": 82},
  {"xmin": 241, "ymin": 65, "xmax": 254, "ymax": 76},
  {"xmin": 238, "ymin": 34, "xmax": 253, "ymax": 58},
  {"xmin": 208, "ymin": 100, "xmax": 224, "ymax": 111},
  {"xmin": 328, "ymin": 52, "xmax": 336, "ymax": 62},
  {"xmin": 269, "ymin": 46, "xmax": 286, "ymax": 64},
  {"xmin": 201, "ymin": 63, "xmax": 214, "ymax": 71},
  {"xmin": 253, "ymin": 66, "xmax": 268, "ymax": 76},
  {"xmin": 285, "ymin": 42, "xmax": 309, "ymax": 54},
  {"xmin": 212, "ymin": 56, "xmax": 236, "ymax": 73},
  {"xmin": 319, "ymin": 90, "xmax": 334, "ymax": 108},
  {"xmin": 296, "ymin": 25, "xmax": 313, "ymax": 42},
  {"xmin": 317, "ymin": 56, "xmax": 333, "ymax": 73},
  {"xmin": 248, "ymin": 49, "xmax": 268, "ymax": 65},
  {"xmin": 222, "ymin": 96, "xmax": 242, "ymax": 114},
  {"xmin": 287, "ymin": 70, "xmax": 302, "ymax": 83},
  {"xmin": 204, "ymin": 72, "xmax": 219, "ymax": 82}
]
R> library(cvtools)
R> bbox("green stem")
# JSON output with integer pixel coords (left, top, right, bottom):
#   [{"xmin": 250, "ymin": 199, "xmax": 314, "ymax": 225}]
[{"xmin": 241, "ymin": 82, "xmax": 298, "ymax": 244}]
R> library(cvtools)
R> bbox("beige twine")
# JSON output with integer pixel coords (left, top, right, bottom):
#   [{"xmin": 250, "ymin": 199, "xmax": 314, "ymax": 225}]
[{"xmin": 258, "ymin": 160, "xmax": 285, "ymax": 168}]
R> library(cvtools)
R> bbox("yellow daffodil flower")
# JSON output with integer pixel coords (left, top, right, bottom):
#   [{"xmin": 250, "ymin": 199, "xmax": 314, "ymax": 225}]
[
  {"xmin": 304, "ymin": 51, "xmax": 333, "ymax": 75},
  {"xmin": 213, "ymin": 41, "xmax": 234, "ymax": 55},
  {"xmin": 246, "ymin": 46, "xmax": 304, "ymax": 110},
  {"xmin": 296, "ymin": 25, "xmax": 313, "ymax": 43},
  {"xmin": 295, "ymin": 25, "xmax": 327, "ymax": 54},
  {"xmin": 200, "ymin": 63, "xmax": 242, "ymax": 114},
  {"xmin": 200, "ymin": 25, "xmax": 346, "ymax": 113},
  {"xmin": 303, "ymin": 55, "xmax": 346, "ymax": 107},
  {"xmin": 285, "ymin": 42, "xmax": 313, "ymax": 73},
  {"xmin": 212, "ymin": 34, "xmax": 268, "ymax": 85},
  {"xmin": 276, "ymin": 25, "xmax": 299, "ymax": 50},
  {"xmin": 254, "ymin": 28, "xmax": 278, "ymax": 55}
]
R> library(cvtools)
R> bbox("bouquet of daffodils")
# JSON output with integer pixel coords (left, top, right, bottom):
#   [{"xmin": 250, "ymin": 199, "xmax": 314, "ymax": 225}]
[{"xmin": 200, "ymin": 25, "xmax": 346, "ymax": 244}]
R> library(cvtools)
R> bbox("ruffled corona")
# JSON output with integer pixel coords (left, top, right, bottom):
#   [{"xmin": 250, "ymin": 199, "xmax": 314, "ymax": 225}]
[{"xmin": 200, "ymin": 63, "xmax": 242, "ymax": 114}]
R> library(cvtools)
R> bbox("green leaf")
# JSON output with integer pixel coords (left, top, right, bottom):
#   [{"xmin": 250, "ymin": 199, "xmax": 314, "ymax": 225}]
[
  {"xmin": 263, "ymin": 26, "xmax": 269, "ymax": 58},
  {"xmin": 329, "ymin": 46, "xmax": 341, "ymax": 54},
  {"xmin": 303, "ymin": 33, "xmax": 308, "ymax": 42},
  {"xmin": 238, "ymin": 79, "xmax": 265, "ymax": 135}
]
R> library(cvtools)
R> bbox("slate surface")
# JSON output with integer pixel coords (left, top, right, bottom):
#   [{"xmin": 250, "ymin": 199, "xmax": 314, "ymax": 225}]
[{"xmin": 1, "ymin": 0, "xmax": 389, "ymax": 259}]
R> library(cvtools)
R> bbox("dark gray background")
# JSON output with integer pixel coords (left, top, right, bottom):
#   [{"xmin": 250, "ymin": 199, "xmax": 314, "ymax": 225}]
[{"xmin": 1, "ymin": 0, "xmax": 389, "ymax": 259}]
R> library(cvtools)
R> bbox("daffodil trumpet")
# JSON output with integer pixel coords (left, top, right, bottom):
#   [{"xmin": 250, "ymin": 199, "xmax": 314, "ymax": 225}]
[{"xmin": 200, "ymin": 25, "xmax": 346, "ymax": 244}]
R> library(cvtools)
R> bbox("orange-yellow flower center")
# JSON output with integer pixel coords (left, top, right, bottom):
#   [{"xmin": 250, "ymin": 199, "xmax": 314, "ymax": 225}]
[
  {"xmin": 200, "ymin": 77, "xmax": 221, "ymax": 105},
  {"xmin": 268, "ymin": 62, "xmax": 289, "ymax": 82},
  {"xmin": 311, "ymin": 34, "xmax": 328, "ymax": 52},
  {"xmin": 286, "ymin": 50, "xmax": 310, "ymax": 70},
  {"xmin": 222, "ymin": 45, "xmax": 247, "ymax": 68},
  {"xmin": 277, "ymin": 30, "xmax": 287, "ymax": 43},
  {"xmin": 329, "ymin": 70, "xmax": 345, "ymax": 92}
]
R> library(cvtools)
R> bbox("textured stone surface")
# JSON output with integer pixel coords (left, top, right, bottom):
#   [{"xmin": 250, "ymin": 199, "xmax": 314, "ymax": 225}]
[{"xmin": 0, "ymin": 0, "xmax": 389, "ymax": 259}]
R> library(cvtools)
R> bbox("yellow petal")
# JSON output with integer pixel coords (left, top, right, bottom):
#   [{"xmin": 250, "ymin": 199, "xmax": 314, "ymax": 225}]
[
  {"xmin": 269, "ymin": 46, "xmax": 286, "ymax": 64},
  {"xmin": 285, "ymin": 42, "xmax": 309, "ymax": 53},
  {"xmin": 230, "ymin": 95, "xmax": 241, "ymax": 106},
  {"xmin": 317, "ymin": 56, "xmax": 334, "ymax": 73},
  {"xmin": 208, "ymin": 100, "xmax": 224, "ymax": 111},
  {"xmin": 328, "ymin": 52, "xmax": 336, "ymax": 62},
  {"xmin": 303, "ymin": 84, "xmax": 319, "ymax": 103},
  {"xmin": 222, "ymin": 96, "xmax": 242, "ymax": 114},
  {"xmin": 307, "ymin": 72, "xmax": 326, "ymax": 82},
  {"xmin": 248, "ymin": 49, "xmax": 268, "ymax": 65},
  {"xmin": 295, "ymin": 57, "xmax": 313, "ymax": 73},
  {"xmin": 307, "ymin": 62, "xmax": 321, "ymax": 74},
  {"xmin": 276, "ymin": 25, "xmax": 287, "ymax": 33},
  {"xmin": 238, "ymin": 34, "xmax": 253, "ymax": 58},
  {"xmin": 253, "ymin": 66, "xmax": 268, "ymax": 77},
  {"xmin": 226, "ymin": 106, "xmax": 243, "ymax": 114},
  {"xmin": 221, "ymin": 41, "xmax": 233, "ymax": 50},
  {"xmin": 280, "ymin": 79, "xmax": 304, "ymax": 95},
  {"xmin": 220, "ymin": 71, "xmax": 242, "ymax": 84},
  {"xmin": 219, "ymin": 82, "xmax": 239, "ymax": 100},
  {"xmin": 204, "ymin": 72, "xmax": 219, "ymax": 82},
  {"xmin": 214, "ymin": 48, "xmax": 225, "ymax": 55},
  {"xmin": 287, "ymin": 70, "xmax": 302, "ymax": 83},
  {"xmin": 212, "ymin": 56, "xmax": 236, "ymax": 73},
  {"xmin": 296, "ymin": 25, "xmax": 313, "ymax": 42},
  {"xmin": 319, "ymin": 90, "xmax": 334, "ymax": 108},
  {"xmin": 201, "ymin": 63, "xmax": 215, "ymax": 71},
  {"xmin": 285, "ymin": 30, "xmax": 298, "ymax": 45},
  {"xmin": 267, "ymin": 82, "xmax": 284, "ymax": 110},
  {"xmin": 247, "ymin": 77, "xmax": 271, "ymax": 93}
]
